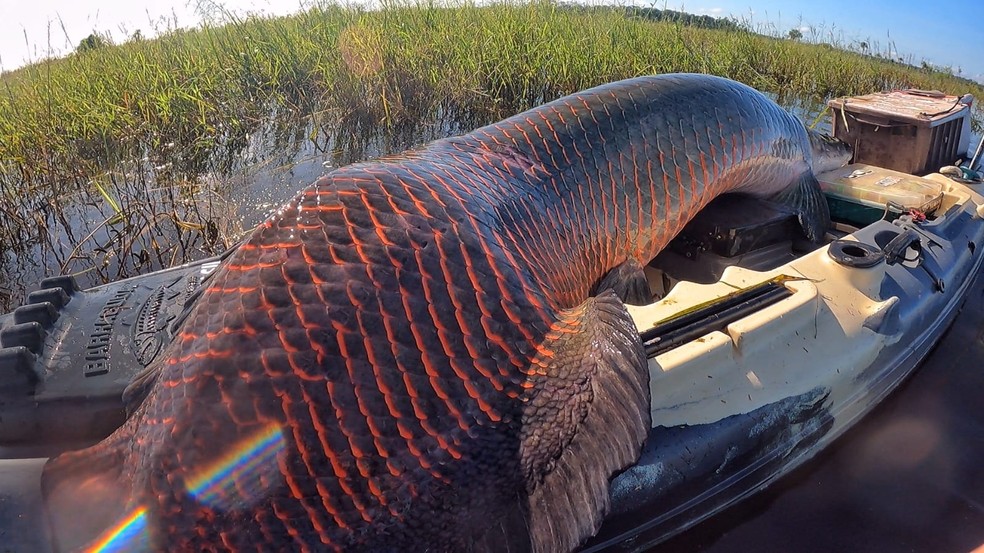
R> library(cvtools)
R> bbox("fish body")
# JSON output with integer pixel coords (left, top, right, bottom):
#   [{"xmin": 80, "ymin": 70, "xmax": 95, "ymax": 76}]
[{"xmin": 42, "ymin": 74, "xmax": 847, "ymax": 553}]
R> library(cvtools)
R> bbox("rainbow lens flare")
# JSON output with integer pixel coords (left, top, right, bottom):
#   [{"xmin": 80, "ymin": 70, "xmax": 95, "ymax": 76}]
[
  {"xmin": 187, "ymin": 422, "xmax": 286, "ymax": 510},
  {"xmin": 85, "ymin": 423, "xmax": 285, "ymax": 552},
  {"xmin": 85, "ymin": 507, "xmax": 149, "ymax": 553}
]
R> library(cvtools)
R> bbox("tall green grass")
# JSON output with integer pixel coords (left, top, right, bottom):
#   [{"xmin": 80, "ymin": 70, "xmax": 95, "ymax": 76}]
[{"xmin": 2, "ymin": 0, "xmax": 981, "ymax": 193}]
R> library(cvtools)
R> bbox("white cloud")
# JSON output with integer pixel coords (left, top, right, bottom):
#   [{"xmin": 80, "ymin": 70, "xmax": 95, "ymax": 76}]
[
  {"xmin": 1, "ymin": 0, "xmax": 305, "ymax": 71},
  {"xmin": 697, "ymin": 7, "xmax": 725, "ymax": 15}
]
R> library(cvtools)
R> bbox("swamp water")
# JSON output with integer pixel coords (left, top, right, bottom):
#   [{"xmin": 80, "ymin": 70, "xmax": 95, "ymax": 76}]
[{"xmin": 0, "ymin": 108, "xmax": 476, "ymax": 312}]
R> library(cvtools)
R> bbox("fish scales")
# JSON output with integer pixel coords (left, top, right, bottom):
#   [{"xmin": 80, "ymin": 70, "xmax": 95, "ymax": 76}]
[{"xmin": 41, "ymin": 74, "xmax": 848, "ymax": 553}]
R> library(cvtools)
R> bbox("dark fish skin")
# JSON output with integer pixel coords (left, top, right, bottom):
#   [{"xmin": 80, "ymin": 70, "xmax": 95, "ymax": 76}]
[{"xmin": 42, "ymin": 74, "xmax": 838, "ymax": 553}]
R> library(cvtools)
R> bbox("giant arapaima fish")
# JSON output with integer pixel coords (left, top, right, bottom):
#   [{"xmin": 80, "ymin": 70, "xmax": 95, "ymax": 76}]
[{"xmin": 43, "ymin": 74, "xmax": 850, "ymax": 552}]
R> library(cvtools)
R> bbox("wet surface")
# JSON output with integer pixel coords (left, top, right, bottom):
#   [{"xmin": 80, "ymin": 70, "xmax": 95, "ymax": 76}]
[{"xmin": 656, "ymin": 268, "xmax": 984, "ymax": 553}]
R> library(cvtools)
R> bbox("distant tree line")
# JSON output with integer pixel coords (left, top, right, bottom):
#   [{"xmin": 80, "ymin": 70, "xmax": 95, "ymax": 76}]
[
  {"xmin": 76, "ymin": 33, "xmax": 111, "ymax": 53},
  {"xmin": 75, "ymin": 30, "xmax": 145, "ymax": 54},
  {"xmin": 558, "ymin": 3, "xmax": 742, "ymax": 31}
]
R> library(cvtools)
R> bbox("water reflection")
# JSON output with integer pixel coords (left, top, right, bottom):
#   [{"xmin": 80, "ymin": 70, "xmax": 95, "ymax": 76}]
[
  {"xmin": 0, "ymin": 106, "xmax": 478, "ymax": 311},
  {"xmin": 0, "ymin": 165, "xmax": 238, "ymax": 312}
]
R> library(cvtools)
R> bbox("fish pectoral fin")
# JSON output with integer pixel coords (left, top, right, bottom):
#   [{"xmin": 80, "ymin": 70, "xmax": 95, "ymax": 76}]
[
  {"xmin": 771, "ymin": 171, "xmax": 831, "ymax": 243},
  {"xmin": 42, "ymin": 429, "xmax": 136, "ymax": 552},
  {"xmin": 519, "ymin": 290, "xmax": 650, "ymax": 553},
  {"xmin": 593, "ymin": 257, "xmax": 652, "ymax": 305}
]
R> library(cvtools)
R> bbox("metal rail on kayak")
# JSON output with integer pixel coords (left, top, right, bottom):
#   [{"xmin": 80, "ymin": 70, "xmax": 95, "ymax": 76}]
[{"xmin": 640, "ymin": 276, "xmax": 797, "ymax": 358}]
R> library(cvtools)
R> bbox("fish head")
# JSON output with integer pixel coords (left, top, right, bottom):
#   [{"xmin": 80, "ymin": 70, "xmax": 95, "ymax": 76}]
[{"xmin": 808, "ymin": 129, "xmax": 852, "ymax": 173}]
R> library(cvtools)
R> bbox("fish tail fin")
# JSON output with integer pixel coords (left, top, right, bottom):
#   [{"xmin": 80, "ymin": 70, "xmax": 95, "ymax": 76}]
[
  {"xmin": 514, "ymin": 291, "xmax": 651, "ymax": 553},
  {"xmin": 42, "ymin": 424, "xmax": 139, "ymax": 552},
  {"xmin": 772, "ymin": 171, "xmax": 831, "ymax": 244}
]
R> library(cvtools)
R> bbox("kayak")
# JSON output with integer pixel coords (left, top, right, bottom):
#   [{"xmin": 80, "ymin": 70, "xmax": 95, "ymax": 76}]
[{"xmin": 585, "ymin": 165, "xmax": 984, "ymax": 550}]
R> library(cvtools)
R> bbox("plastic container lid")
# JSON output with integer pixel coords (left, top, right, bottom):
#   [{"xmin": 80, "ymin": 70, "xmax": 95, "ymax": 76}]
[{"xmin": 817, "ymin": 163, "xmax": 944, "ymax": 213}]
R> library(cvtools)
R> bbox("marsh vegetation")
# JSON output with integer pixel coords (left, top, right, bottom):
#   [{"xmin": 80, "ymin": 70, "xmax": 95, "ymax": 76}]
[{"xmin": 1, "ymin": 0, "xmax": 982, "ymax": 310}]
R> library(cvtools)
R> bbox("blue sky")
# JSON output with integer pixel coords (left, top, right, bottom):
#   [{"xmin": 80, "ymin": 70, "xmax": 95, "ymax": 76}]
[
  {"xmin": 1, "ymin": 0, "xmax": 982, "ymax": 83},
  {"xmin": 685, "ymin": 0, "xmax": 984, "ymax": 82}
]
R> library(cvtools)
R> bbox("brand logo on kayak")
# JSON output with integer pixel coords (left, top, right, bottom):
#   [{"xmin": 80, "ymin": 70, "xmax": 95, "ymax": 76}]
[{"xmin": 84, "ymin": 286, "xmax": 135, "ymax": 377}]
